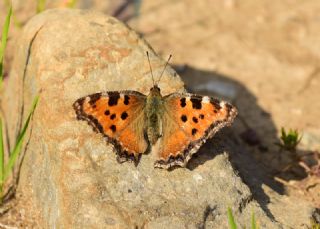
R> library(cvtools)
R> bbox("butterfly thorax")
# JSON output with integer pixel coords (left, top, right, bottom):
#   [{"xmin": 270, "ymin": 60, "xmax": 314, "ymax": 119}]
[{"xmin": 146, "ymin": 86, "xmax": 164, "ymax": 145}]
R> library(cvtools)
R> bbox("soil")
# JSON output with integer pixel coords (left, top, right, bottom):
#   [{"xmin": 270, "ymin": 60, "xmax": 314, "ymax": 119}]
[{"xmin": 0, "ymin": 0, "xmax": 319, "ymax": 227}]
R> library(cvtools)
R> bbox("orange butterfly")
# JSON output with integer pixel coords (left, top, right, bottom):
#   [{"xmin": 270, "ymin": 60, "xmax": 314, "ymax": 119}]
[{"xmin": 73, "ymin": 52, "xmax": 237, "ymax": 169}]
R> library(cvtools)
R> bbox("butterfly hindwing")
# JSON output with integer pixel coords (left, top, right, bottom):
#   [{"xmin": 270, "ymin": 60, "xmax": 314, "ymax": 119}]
[
  {"xmin": 73, "ymin": 91, "xmax": 148, "ymax": 162},
  {"xmin": 155, "ymin": 93, "xmax": 237, "ymax": 169}
]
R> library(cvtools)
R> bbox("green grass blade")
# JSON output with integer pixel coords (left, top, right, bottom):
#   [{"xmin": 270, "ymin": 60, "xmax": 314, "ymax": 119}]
[
  {"xmin": 227, "ymin": 207, "xmax": 237, "ymax": 229},
  {"xmin": 0, "ymin": 118, "xmax": 4, "ymax": 202},
  {"xmin": 0, "ymin": 119, "xmax": 4, "ymax": 183},
  {"xmin": 3, "ymin": 1, "xmax": 21, "ymax": 28},
  {"xmin": 4, "ymin": 95, "xmax": 39, "ymax": 179},
  {"xmin": 0, "ymin": 6, "xmax": 12, "ymax": 88},
  {"xmin": 251, "ymin": 212, "xmax": 256, "ymax": 229},
  {"xmin": 0, "ymin": 6, "xmax": 12, "ymax": 61}
]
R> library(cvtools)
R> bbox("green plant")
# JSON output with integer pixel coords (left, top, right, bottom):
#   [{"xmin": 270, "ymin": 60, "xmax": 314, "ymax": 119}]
[
  {"xmin": 3, "ymin": 2, "xmax": 22, "ymax": 28},
  {"xmin": 0, "ymin": 4, "xmax": 40, "ymax": 204},
  {"xmin": 0, "ymin": 119, "xmax": 4, "ymax": 201},
  {"xmin": 0, "ymin": 6, "xmax": 12, "ymax": 89},
  {"xmin": 251, "ymin": 212, "xmax": 256, "ymax": 229},
  {"xmin": 227, "ymin": 208, "xmax": 258, "ymax": 229},
  {"xmin": 66, "ymin": 0, "xmax": 78, "ymax": 8},
  {"xmin": 278, "ymin": 127, "xmax": 302, "ymax": 151},
  {"xmin": 227, "ymin": 207, "xmax": 237, "ymax": 229},
  {"xmin": 36, "ymin": 0, "xmax": 47, "ymax": 13},
  {"xmin": 0, "ymin": 95, "xmax": 39, "ymax": 203},
  {"xmin": 311, "ymin": 220, "xmax": 320, "ymax": 229}
]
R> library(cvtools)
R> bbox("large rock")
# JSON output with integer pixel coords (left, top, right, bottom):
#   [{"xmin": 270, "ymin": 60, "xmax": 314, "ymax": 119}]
[{"xmin": 2, "ymin": 9, "xmax": 287, "ymax": 228}]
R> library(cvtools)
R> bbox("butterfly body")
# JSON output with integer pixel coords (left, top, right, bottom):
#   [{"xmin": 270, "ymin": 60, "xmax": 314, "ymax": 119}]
[
  {"xmin": 73, "ymin": 83, "xmax": 237, "ymax": 169},
  {"xmin": 145, "ymin": 86, "xmax": 164, "ymax": 145}
]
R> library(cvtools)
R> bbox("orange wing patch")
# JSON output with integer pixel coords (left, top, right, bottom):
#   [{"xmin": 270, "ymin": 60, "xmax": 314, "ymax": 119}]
[
  {"xmin": 175, "ymin": 96, "xmax": 231, "ymax": 140},
  {"xmin": 155, "ymin": 94, "xmax": 237, "ymax": 169},
  {"xmin": 73, "ymin": 91, "xmax": 148, "ymax": 161}
]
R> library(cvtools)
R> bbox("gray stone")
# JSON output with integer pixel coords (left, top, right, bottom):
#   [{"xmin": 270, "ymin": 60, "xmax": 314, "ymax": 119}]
[{"xmin": 2, "ymin": 8, "xmax": 311, "ymax": 228}]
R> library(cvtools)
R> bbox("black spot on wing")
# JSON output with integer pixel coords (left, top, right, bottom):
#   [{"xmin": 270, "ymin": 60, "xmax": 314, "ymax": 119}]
[
  {"xmin": 88, "ymin": 93, "xmax": 101, "ymax": 106},
  {"xmin": 110, "ymin": 114, "xmax": 116, "ymax": 120},
  {"xmin": 181, "ymin": 115, "xmax": 187, "ymax": 122},
  {"xmin": 110, "ymin": 125, "xmax": 116, "ymax": 132},
  {"xmin": 124, "ymin": 95, "xmax": 130, "ymax": 105},
  {"xmin": 180, "ymin": 98, "xmax": 186, "ymax": 107},
  {"xmin": 192, "ymin": 128, "xmax": 198, "ymax": 135},
  {"xmin": 190, "ymin": 96, "xmax": 202, "ymax": 109},
  {"xmin": 210, "ymin": 98, "xmax": 221, "ymax": 110},
  {"xmin": 121, "ymin": 111, "xmax": 128, "ymax": 120},
  {"xmin": 192, "ymin": 117, "xmax": 198, "ymax": 123},
  {"xmin": 108, "ymin": 92, "xmax": 120, "ymax": 106},
  {"xmin": 104, "ymin": 110, "xmax": 110, "ymax": 116},
  {"xmin": 199, "ymin": 114, "xmax": 204, "ymax": 119}
]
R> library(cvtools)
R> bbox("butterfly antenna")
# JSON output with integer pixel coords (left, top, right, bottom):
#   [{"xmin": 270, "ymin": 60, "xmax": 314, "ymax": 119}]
[
  {"xmin": 146, "ymin": 51, "xmax": 155, "ymax": 86},
  {"xmin": 156, "ymin": 54, "xmax": 172, "ymax": 85}
]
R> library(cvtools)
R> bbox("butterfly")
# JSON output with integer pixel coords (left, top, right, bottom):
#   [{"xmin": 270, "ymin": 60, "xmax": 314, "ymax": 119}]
[{"xmin": 73, "ymin": 52, "xmax": 237, "ymax": 169}]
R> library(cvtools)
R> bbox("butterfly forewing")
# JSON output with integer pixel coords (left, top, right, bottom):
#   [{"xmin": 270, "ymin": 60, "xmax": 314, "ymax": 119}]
[
  {"xmin": 73, "ymin": 91, "xmax": 148, "ymax": 161},
  {"xmin": 155, "ymin": 93, "xmax": 237, "ymax": 168}
]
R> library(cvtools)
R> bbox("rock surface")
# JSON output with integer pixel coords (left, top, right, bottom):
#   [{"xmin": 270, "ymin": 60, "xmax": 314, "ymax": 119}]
[{"xmin": 1, "ymin": 9, "xmax": 314, "ymax": 228}]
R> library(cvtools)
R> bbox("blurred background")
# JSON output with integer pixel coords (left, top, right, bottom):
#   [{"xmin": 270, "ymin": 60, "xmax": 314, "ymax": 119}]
[{"xmin": 1, "ymin": 0, "xmax": 319, "ymax": 210}]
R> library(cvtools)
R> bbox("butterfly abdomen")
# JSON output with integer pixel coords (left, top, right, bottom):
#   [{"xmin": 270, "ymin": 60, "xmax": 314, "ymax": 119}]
[{"xmin": 146, "ymin": 87, "xmax": 164, "ymax": 144}]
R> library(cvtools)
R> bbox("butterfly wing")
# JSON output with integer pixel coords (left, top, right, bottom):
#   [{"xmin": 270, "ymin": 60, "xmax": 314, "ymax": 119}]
[
  {"xmin": 73, "ymin": 91, "xmax": 148, "ymax": 162},
  {"xmin": 155, "ymin": 93, "xmax": 237, "ymax": 169}
]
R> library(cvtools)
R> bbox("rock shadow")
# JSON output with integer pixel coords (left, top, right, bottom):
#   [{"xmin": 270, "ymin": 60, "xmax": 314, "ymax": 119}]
[{"xmin": 173, "ymin": 64, "xmax": 286, "ymax": 221}]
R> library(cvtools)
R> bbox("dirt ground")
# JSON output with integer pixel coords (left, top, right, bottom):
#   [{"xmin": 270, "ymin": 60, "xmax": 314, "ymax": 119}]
[{"xmin": 0, "ymin": 0, "xmax": 320, "ymax": 227}]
